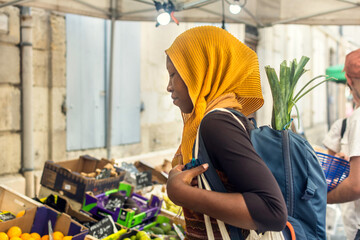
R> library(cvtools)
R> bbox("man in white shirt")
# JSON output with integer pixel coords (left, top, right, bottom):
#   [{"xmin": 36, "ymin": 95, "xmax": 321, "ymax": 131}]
[
  {"xmin": 323, "ymin": 87, "xmax": 359, "ymax": 239},
  {"xmin": 327, "ymin": 48, "xmax": 360, "ymax": 240}
]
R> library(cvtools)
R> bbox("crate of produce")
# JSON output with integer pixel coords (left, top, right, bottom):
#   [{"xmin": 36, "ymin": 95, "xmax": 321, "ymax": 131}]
[
  {"xmin": 40, "ymin": 155, "xmax": 125, "ymax": 203},
  {"xmin": 82, "ymin": 183, "xmax": 162, "ymax": 229},
  {"xmin": 0, "ymin": 184, "xmax": 42, "ymax": 223},
  {"xmin": 316, "ymin": 152, "xmax": 350, "ymax": 192},
  {"xmin": 0, "ymin": 206, "xmax": 88, "ymax": 240},
  {"xmin": 139, "ymin": 214, "xmax": 184, "ymax": 240},
  {"xmin": 38, "ymin": 194, "xmax": 131, "ymax": 240}
]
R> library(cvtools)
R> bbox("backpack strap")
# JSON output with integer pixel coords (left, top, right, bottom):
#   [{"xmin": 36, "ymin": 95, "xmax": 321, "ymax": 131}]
[
  {"xmin": 188, "ymin": 108, "xmax": 245, "ymax": 240},
  {"xmin": 340, "ymin": 118, "xmax": 347, "ymax": 139},
  {"xmin": 215, "ymin": 108, "xmax": 247, "ymax": 130}
]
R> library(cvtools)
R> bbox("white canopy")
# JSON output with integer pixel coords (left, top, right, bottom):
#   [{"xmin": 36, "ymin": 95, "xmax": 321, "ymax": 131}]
[{"xmin": 1, "ymin": 0, "xmax": 360, "ymax": 27}]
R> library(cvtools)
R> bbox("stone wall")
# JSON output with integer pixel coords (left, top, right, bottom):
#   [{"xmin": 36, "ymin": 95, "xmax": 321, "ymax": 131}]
[
  {"xmin": 0, "ymin": 6, "xmax": 21, "ymax": 176},
  {"xmin": 0, "ymin": 7, "xmax": 67, "ymax": 195}
]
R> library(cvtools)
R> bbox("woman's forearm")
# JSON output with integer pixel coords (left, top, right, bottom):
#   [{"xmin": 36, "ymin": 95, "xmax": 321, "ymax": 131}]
[{"xmin": 168, "ymin": 182, "xmax": 257, "ymax": 230}]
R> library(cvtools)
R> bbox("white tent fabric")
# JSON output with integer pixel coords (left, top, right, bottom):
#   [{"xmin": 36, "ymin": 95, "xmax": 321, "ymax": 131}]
[{"xmin": 0, "ymin": 0, "xmax": 360, "ymax": 27}]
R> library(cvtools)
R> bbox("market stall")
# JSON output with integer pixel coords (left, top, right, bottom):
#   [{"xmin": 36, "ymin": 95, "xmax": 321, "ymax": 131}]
[{"xmin": 0, "ymin": 1, "xmax": 359, "ymax": 239}]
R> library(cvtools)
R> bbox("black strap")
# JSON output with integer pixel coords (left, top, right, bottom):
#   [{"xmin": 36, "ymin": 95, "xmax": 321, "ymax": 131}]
[
  {"xmin": 191, "ymin": 109, "xmax": 245, "ymax": 240},
  {"xmin": 282, "ymin": 130, "xmax": 294, "ymax": 216},
  {"xmin": 341, "ymin": 118, "xmax": 347, "ymax": 139}
]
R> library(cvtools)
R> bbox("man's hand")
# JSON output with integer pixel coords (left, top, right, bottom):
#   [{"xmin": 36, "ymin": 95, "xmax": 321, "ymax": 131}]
[{"xmin": 335, "ymin": 152, "xmax": 349, "ymax": 161}]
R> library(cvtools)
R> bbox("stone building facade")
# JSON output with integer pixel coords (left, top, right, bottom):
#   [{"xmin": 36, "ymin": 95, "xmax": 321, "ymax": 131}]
[{"xmin": 0, "ymin": 5, "xmax": 359, "ymax": 195}]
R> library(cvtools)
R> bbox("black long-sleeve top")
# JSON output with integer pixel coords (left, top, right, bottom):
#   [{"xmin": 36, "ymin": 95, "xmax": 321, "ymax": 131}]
[{"xmin": 199, "ymin": 111, "xmax": 287, "ymax": 232}]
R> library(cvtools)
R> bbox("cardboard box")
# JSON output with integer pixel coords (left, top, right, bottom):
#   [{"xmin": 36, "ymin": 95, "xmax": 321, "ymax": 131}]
[
  {"xmin": 0, "ymin": 184, "xmax": 42, "ymax": 222},
  {"xmin": 40, "ymin": 155, "xmax": 125, "ymax": 203},
  {"xmin": 38, "ymin": 190, "xmax": 98, "ymax": 225},
  {"xmin": 134, "ymin": 161, "xmax": 168, "ymax": 185},
  {"xmin": 0, "ymin": 185, "xmax": 42, "ymax": 231},
  {"xmin": 38, "ymin": 186, "xmax": 83, "ymax": 211},
  {"xmin": 39, "ymin": 192, "xmax": 130, "ymax": 240},
  {"xmin": 0, "ymin": 206, "xmax": 88, "ymax": 240}
]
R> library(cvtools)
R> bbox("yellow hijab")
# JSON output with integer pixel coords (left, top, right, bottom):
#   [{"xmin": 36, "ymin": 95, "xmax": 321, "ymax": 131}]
[{"xmin": 165, "ymin": 26, "xmax": 264, "ymax": 166}]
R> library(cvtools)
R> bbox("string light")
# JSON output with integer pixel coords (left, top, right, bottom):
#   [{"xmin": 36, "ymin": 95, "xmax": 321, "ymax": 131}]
[
  {"xmin": 227, "ymin": 0, "xmax": 247, "ymax": 15},
  {"xmin": 154, "ymin": 0, "xmax": 179, "ymax": 27},
  {"xmin": 229, "ymin": 0, "xmax": 241, "ymax": 14},
  {"xmin": 157, "ymin": 11, "xmax": 171, "ymax": 25}
]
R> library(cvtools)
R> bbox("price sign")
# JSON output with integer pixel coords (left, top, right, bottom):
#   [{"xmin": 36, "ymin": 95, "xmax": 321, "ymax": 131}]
[
  {"xmin": 135, "ymin": 171, "xmax": 152, "ymax": 189},
  {"xmin": 88, "ymin": 215, "xmax": 117, "ymax": 239},
  {"xmin": 0, "ymin": 211, "xmax": 15, "ymax": 222},
  {"xmin": 105, "ymin": 194, "xmax": 126, "ymax": 212}
]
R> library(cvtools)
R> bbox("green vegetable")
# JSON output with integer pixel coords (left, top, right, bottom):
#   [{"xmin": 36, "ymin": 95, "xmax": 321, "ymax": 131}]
[
  {"xmin": 167, "ymin": 231, "xmax": 177, "ymax": 236},
  {"xmin": 138, "ymin": 236, "xmax": 151, "ymax": 240},
  {"xmin": 150, "ymin": 227, "xmax": 165, "ymax": 235},
  {"xmin": 159, "ymin": 222, "xmax": 172, "ymax": 234},
  {"xmin": 136, "ymin": 231, "xmax": 148, "ymax": 239},
  {"xmin": 265, "ymin": 56, "xmax": 332, "ymax": 130}
]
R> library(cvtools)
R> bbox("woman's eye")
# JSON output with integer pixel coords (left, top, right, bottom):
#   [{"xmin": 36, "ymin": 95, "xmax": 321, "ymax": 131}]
[{"xmin": 169, "ymin": 73, "xmax": 175, "ymax": 78}]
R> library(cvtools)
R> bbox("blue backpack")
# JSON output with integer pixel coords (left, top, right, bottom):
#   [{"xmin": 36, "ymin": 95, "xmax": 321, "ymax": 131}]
[{"xmin": 186, "ymin": 108, "xmax": 327, "ymax": 240}]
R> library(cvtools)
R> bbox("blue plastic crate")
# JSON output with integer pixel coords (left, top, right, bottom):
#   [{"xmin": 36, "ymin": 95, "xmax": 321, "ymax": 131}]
[{"xmin": 316, "ymin": 152, "xmax": 350, "ymax": 192}]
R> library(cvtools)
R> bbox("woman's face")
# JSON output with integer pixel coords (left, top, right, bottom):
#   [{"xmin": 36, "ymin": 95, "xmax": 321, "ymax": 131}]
[{"xmin": 166, "ymin": 56, "xmax": 194, "ymax": 113}]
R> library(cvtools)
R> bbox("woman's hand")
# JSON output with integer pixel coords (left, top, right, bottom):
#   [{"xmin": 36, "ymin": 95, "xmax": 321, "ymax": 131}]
[
  {"xmin": 166, "ymin": 163, "xmax": 258, "ymax": 230},
  {"xmin": 166, "ymin": 163, "xmax": 208, "ymax": 206}
]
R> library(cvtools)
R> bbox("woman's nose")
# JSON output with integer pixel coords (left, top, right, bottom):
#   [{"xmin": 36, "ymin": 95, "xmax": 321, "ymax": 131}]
[{"xmin": 167, "ymin": 80, "xmax": 173, "ymax": 92}]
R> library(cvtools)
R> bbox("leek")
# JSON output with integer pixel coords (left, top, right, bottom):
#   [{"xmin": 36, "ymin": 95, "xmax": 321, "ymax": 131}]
[{"xmin": 265, "ymin": 56, "xmax": 332, "ymax": 130}]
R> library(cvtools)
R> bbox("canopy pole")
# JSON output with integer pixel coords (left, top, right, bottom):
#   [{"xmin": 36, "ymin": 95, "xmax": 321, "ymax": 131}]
[
  {"xmin": 117, "ymin": 8, "xmax": 155, "ymax": 18},
  {"xmin": 242, "ymin": 6, "xmax": 264, "ymax": 27},
  {"xmin": 132, "ymin": 0, "xmax": 154, "ymax": 6},
  {"xmin": 107, "ymin": 0, "xmax": 116, "ymax": 160}
]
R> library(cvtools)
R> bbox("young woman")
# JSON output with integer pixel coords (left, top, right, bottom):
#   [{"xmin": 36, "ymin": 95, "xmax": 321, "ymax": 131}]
[{"xmin": 165, "ymin": 26, "xmax": 287, "ymax": 239}]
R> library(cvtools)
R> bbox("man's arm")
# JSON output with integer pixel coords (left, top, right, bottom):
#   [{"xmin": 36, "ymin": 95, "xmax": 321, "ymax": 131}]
[
  {"xmin": 327, "ymin": 149, "xmax": 336, "ymax": 156},
  {"xmin": 327, "ymin": 156, "xmax": 360, "ymax": 203}
]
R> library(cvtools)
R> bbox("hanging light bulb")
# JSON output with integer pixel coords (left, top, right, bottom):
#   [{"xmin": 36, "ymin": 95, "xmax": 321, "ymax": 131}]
[
  {"xmin": 157, "ymin": 11, "xmax": 171, "ymax": 25},
  {"xmin": 154, "ymin": 0, "xmax": 178, "ymax": 27},
  {"xmin": 229, "ymin": 0, "xmax": 241, "ymax": 15}
]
